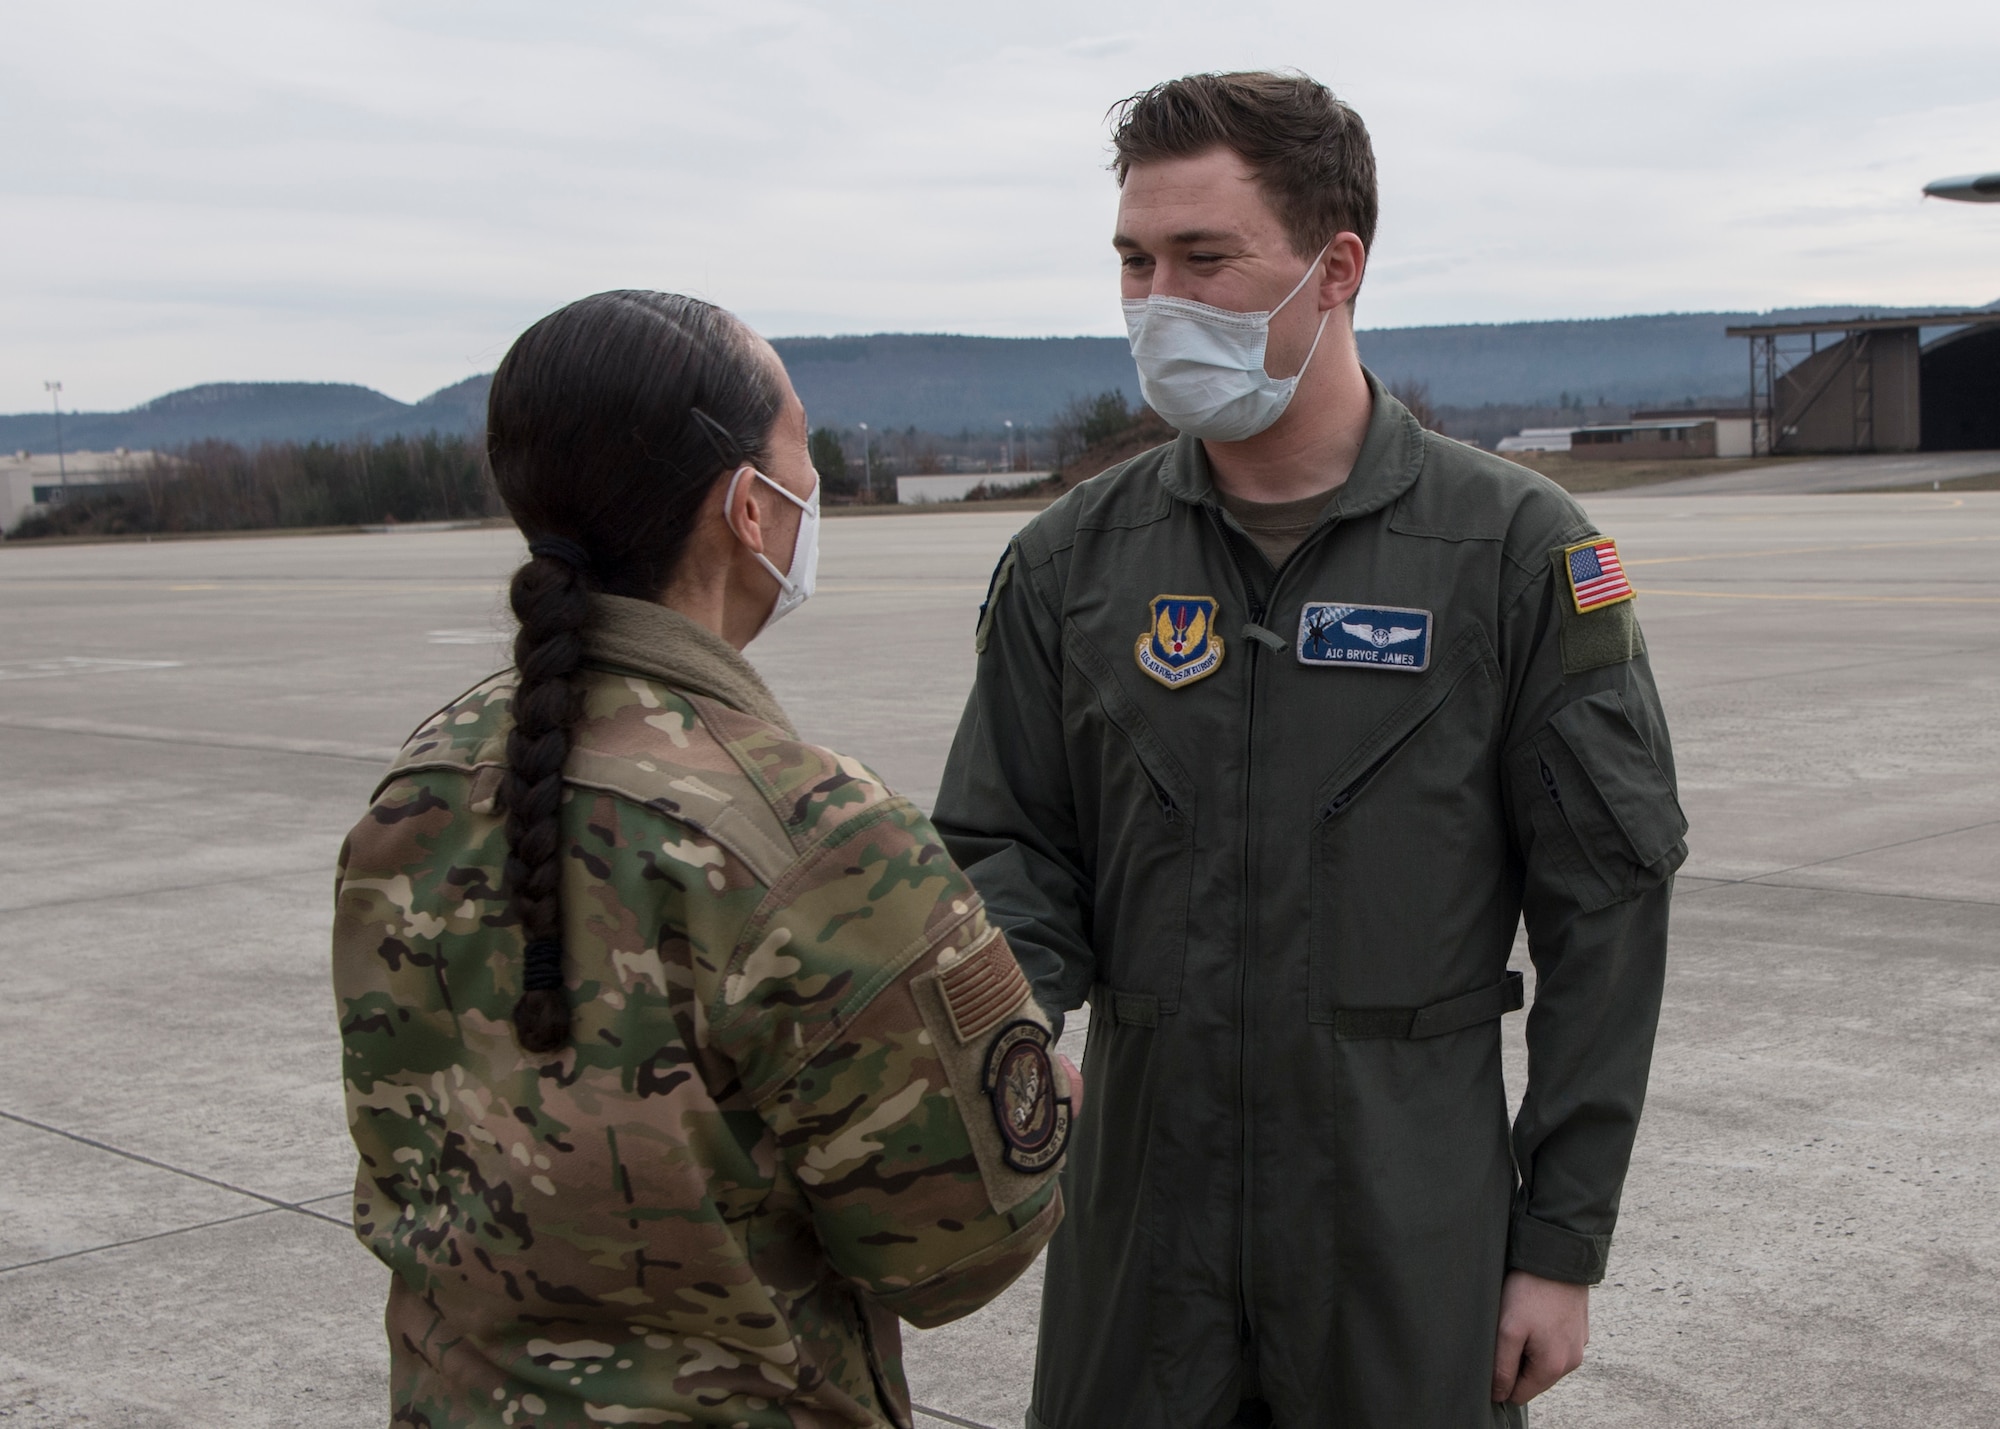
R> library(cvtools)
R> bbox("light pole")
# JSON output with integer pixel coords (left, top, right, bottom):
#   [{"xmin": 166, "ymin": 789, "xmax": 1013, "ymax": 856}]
[
  {"xmin": 858, "ymin": 423, "xmax": 872, "ymax": 501},
  {"xmin": 44, "ymin": 381, "xmax": 67, "ymax": 490},
  {"xmin": 1003, "ymin": 419, "xmax": 1014, "ymax": 473}
]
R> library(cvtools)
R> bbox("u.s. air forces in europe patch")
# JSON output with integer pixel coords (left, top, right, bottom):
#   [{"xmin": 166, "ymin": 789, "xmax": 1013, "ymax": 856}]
[
  {"xmin": 1297, "ymin": 603, "xmax": 1433, "ymax": 671},
  {"xmin": 1136, "ymin": 595, "xmax": 1225, "ymax": 688}
]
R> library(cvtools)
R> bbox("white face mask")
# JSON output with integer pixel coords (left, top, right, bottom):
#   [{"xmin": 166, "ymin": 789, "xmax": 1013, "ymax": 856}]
[
  {"xmin": 1122, "ymin": 243, "xmax": 1332, "ymax": 443},
  {"xmin": 725, "ymin": 465, "xmax": 820, "ymax": 633}
]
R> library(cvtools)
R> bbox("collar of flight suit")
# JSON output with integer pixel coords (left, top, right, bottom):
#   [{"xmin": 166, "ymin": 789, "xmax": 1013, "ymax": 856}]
[
  {"xmin": 583, "ymin": 593, "xmax": 799, "ymax": 738},
  {"xmin": 1153, "ymin": 366, "xmax": 1426, "ymax": 527}
]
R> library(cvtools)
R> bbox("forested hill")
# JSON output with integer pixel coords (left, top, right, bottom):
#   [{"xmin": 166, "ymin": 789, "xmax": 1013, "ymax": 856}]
[
  {"xmin": 6, "ymin": 305, "xmax": 1985, "ymax": 450},
  {"xmin": 0, "ymin": 377, "xmax": 490, "ymax": 455}
]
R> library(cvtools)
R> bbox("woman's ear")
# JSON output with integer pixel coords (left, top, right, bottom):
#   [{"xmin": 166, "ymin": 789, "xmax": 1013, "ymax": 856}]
[{"xmin": 721, "ymin": 465, "xmax": 767, "ymax": 556}]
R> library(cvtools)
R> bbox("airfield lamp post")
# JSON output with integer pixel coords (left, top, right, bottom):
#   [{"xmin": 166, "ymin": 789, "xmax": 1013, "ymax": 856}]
[
  {"xmin": 44, "ymin": 381, "xmax": 67, "ymax": 491},
  {"xmin": 1004, "ymin": 419, "xmax": 1014, "ymax": 473},
  {"xmin": 858, "ymin": 423, "xmax": 872, "ymax": 501}
]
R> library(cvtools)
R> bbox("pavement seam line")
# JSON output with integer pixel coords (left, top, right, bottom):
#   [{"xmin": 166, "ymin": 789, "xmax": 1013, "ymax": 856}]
[
  {"xmin": 1625, "ymin": 533, "xmax": 2000, "ymax": 568},
  {"xmin": 0, "ymin": 1206, "xmax": 283, "ymax": 1277},
  {"xmin": 1665, "ymin": 642, "xmax": 2000, "ymax": 694},
  {"xmin": 0, "ymin": 715, "xmax": 396, "ymax": 764},
  {"xmin": 1736, "ymin": 879, "xmax": 2000, "ymax": 910},
  {"xmin": 0, "ymin": 864, "xmax": 331, "ymax": 916},
  {"xmin": 0, "ymin": 863, "xmax": 337, "ymax": 915},
  {"xmin": 912, "ymin": 1403, "xmax": 1001, "ymax": 1429},
  {"xmin": 0, "ymin": 1108, "xmax": 351, "ymax": 1230},
  {"xmin": 1637, "ymin": 587, "xmax": 2000, "ymax": 605},
  {"xmin": 1673, "ymin": 814, "xmax": 2000, "ymax": 898}
]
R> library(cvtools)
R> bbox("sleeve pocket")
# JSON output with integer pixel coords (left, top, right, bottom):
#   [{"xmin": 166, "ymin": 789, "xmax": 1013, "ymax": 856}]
[{"xmin": 1517, "ymin": 690, "xmax": 1688, "ymax": 911}]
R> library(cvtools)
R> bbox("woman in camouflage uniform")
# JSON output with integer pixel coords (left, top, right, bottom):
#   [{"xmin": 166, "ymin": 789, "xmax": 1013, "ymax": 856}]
[{"xmin": 332, "ymin": 291, "xmax": 1073, "ymax": 1429}]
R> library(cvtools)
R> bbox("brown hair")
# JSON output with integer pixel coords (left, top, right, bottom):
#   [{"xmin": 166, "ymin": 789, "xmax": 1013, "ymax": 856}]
[
  {"xmin": 1110, "ymin": 71, "xmax": 1378, "ymax": 261},
  {"xmin": 486, "ymin": 290, "xmax": 783, "ymax": 1053}
]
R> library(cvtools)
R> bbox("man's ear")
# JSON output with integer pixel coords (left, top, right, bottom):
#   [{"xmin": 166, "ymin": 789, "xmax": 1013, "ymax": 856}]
[{"xmin": 1321, "ymin": 232, "xmax": 1367, "ymax": 311}]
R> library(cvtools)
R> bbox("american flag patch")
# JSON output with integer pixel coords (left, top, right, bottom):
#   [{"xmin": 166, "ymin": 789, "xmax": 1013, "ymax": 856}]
[
  {"xmin": 1563, "ymin": 538, "xmax": 1635, "ymax": 614},
  {"xmin": 939, "ymin": 935, "xmax": 1030, "ymax": 1044}
]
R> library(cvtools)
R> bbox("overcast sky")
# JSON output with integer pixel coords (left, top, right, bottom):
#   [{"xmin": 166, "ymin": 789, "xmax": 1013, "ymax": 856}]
[{"xmin": 5, "ymin": 0, "xmax": 1997, "ymax": 411}]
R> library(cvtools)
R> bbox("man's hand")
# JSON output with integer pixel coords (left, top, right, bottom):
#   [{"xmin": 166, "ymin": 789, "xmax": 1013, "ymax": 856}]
[
  {"xmin": 1491, "ymin": 1270, "xmax": 1589, "ymax": 1405},
  {"xmin": 1058, "ymin": 1054, "xmax": 1084, "ymax": 1116}
]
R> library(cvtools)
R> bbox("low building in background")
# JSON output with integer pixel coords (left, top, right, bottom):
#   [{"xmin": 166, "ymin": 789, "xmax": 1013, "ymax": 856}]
[
  {"xmin": 2, "ymin": 449, "xmax": 158, "ymax": 534},
  {"xmin": 896, "ymin": 470, "xmax": 1050, "ymax": 504},
  {"xmin": 1568, "ymin": 412, "xmax": 1756, "ymax": 460},
  {"xmin": 1631, "ymin": 408, "xmax": 1760, "ymax": 457},
  {"xmin": 1495, "ymin": 427, "xmax": 1573, "ymax": 453}
]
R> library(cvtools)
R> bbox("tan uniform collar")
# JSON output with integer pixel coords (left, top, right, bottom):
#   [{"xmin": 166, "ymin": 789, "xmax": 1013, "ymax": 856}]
[{"xmin": 583, "ymin": 593, "xmax": 798, "ymax": 738}]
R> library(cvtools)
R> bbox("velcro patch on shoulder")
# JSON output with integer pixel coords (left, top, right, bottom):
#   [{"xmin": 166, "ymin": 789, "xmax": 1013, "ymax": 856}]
[
  {"xmin": 937, "ymin": 934, "xmax": 1031, "ymax": 1045},
  {"xmin": 909, "ymin": 946, "xmax": 1062, "ymax": 1213},
  {"xmin": 1549, "ymin": 547, "xmax": 1646, "ymax": 674}
]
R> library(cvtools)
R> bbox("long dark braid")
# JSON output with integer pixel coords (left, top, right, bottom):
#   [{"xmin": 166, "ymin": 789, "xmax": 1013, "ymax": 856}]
[
  {"xmin": 501, "ymin": 541, "xmax": 593, "ymax": 1052},
  {"xmin": 484, "ymin": 290, "xmax": 783, "ymax": 1054}
]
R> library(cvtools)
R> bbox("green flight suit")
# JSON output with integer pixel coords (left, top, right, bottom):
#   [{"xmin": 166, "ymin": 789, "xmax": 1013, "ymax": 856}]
[{"xmin": 934, "ymin": 379, "xmax": 1686, "ymax": 1429}]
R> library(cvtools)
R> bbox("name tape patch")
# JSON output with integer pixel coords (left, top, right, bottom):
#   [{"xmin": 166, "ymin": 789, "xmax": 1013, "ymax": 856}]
[{"xmin": 1297, "ymin": 603, "xmax": 1433, "ymax": 672}]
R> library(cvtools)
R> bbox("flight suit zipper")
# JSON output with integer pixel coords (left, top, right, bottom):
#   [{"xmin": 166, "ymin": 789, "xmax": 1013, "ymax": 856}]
[
  {"xmin": 1201, "ymin": 500, "xmax": 1339, "ymax": 1373},
  {"xmin": 1204, "ymin": 502, "xmax": 1266, "ymax": 1362}
]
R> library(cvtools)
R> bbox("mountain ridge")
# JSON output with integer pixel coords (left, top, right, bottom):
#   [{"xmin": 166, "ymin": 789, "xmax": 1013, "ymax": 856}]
[{"xmin": 7, "ymin": 305, "xmax": 1989, "ymax": 451}]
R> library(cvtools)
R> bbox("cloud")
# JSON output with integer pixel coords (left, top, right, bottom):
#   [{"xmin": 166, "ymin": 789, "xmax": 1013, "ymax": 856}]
[{"xmin": 3, "ymin": 0, "xmax": 1997, "ymax": 409}]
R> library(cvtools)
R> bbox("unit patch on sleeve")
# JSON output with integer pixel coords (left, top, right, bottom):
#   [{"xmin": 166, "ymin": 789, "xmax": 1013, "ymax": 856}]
[
  {"xmin": 1296, "ymin": 603, "xmax": 1433, "ymax": 672},
  {"xmin": 982, "ymin": 1020, "xmax": 1072, "ymax": 1173},
  {"xmin": 1563, "ymin": 537, "xmax": 1636, "ymax": 613},
  {"xmin": 1136, "ymin": 595, "xmax": 1225, "ymax": 688}
]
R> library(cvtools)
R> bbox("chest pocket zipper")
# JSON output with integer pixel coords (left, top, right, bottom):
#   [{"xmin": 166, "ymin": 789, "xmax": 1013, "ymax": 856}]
[
  {"xmin": 1314, "ymin": 636, "xmax": 1487, "ymax": 824},
  {"xmin": 1318, "ymin": 703, "xmax": 1452, "ymax": 822}
]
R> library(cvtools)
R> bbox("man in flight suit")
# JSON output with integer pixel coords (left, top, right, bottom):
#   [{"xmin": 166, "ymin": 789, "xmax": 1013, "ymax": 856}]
[{"xmin": 934, "ymin": 72, "xmax": 1687, "ymax": 1428}]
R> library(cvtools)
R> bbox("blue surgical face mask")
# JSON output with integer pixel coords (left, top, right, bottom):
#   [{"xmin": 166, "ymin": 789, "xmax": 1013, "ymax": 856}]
[{"xmin": 1121, "ymin": 243, "xmax": 1332, "ymax": 443}]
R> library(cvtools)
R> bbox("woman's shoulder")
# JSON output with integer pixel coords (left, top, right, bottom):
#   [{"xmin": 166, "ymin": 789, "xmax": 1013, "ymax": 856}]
[
  {"xmin": 562, "ymin": 669, "xmax": 901, "ymax": 887},
  {"xmin": 373, "ymin": 668, "xmax": 909, "ymax": 896}
]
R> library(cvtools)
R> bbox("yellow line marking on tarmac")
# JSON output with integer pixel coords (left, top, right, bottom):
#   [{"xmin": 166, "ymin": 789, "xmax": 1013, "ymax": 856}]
[
  {"xmin": 1626, "ymin": 534, "xmax": 2000, "ymax": 567},
  {"xmin": 1638, "ymin": 587, "xmax": 2000, "ymax": 605}
]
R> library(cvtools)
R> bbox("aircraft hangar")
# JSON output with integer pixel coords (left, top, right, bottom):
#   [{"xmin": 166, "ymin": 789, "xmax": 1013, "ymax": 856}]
[{"xmin": 1727, "ymin": 308, "xmax": 2000, "ymax": 455}]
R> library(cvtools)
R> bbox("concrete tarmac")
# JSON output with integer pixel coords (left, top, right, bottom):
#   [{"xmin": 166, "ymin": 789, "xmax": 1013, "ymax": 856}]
[
  {"xmin": 1611, "ymin": 448, "xmax": 2000, "ymax": 497},
  {"xmin": 2, "ymin": 487, "xmax": 1996, "ymax": 1427}
]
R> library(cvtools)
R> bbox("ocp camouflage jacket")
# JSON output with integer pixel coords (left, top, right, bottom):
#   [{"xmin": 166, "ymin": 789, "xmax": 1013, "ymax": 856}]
[{"xmin": 333, "ymin": 595, "xmax": 1066, "ymax": 1429}]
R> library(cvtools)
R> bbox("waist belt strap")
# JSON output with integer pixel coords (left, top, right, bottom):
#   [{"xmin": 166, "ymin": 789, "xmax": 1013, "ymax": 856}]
[
  {"xmin": 1089, "ymin": 984, "xmax": 1160, "ymax": 1028},
  {"xmin": 1331, "ymin": 971, "xmax": 1525, "ymax": 1041}
]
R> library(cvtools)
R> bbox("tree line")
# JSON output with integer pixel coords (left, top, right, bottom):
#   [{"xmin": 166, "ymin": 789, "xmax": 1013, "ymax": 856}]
[
  {"xmin": 7, "ymin": 433, "xmax": 501, "ymax": 540},
  {"xmin": 7, "ymin": 378, "xmax": 1457, "ymax": 541}
]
